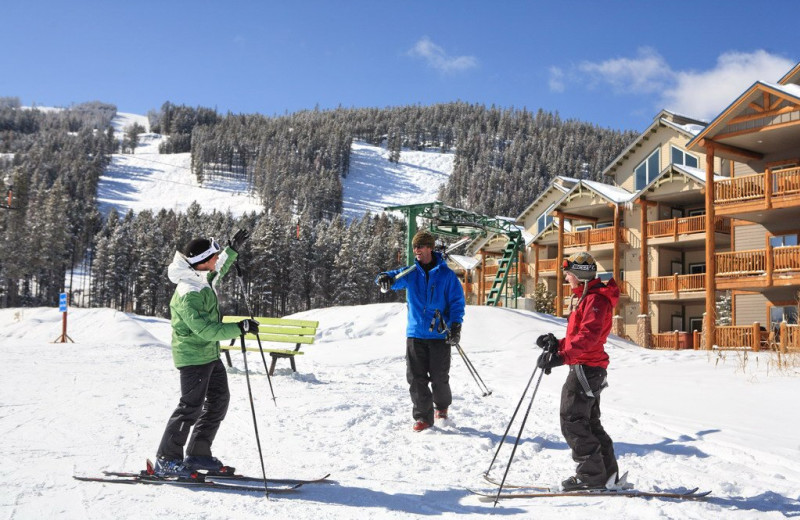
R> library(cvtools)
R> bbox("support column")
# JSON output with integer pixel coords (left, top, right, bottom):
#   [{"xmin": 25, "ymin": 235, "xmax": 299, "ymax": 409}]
[
  {"xmin": 637, "ymin": 314, "xmax": 652, "ymax": 349},
  {"xmin": 639, "ymin": 199, "xmax": 649, "ymax": 316},
  {"xmin": 556, "ymin": 212, "xmax": 565, "ymax": 317},
  {"xmin": 479, "ymin": 249, "xmax": 486, "ymax": 305},
  {"xmin": 612, "ymin": 204, "xmax": 620, "ymax": 315},
  {"xmin": 704, "ymin": 143, "xmax": 717, "ymax": 349},
  {"xmin": 533, "ymin": 244, "xmax": 540, "ymax": 290}
]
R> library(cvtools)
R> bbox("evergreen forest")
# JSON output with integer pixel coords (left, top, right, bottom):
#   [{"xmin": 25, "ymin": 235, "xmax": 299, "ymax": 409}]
[{"xmin": 0, "ymin": 97, "xmax": 636, "ymax": 318}]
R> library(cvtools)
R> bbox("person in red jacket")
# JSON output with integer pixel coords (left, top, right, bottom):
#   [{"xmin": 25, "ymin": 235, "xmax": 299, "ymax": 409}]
[{"xmin": 537, "ymin": 251, "xmax": 620, "ymax": 491}]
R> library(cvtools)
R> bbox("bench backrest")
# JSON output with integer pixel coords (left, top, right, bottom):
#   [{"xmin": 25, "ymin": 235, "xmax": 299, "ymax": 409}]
[{"xmin": 222, "ymin": 316, "xmax": 319, "ymax": 344}]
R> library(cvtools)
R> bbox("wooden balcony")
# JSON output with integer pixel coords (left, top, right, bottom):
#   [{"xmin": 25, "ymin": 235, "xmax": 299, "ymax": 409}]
[
  {"xmin": 713, "ymin": 323, "xmax": 799, "ymax": 352},
  {"xmin": 647, "ymin": 273, "xmax": 705, "ymax": 299},
  {"xmin": 537, "ymin": 258, "xmax": 559, "ymax": 272},
  {"xmin": 651, "ymin": 331, "xmax": 699, "ymax": 350},
  {"xmin": 716, "ymin": 245, "xmax": 800, "ymax": 288},
  {"xmin": 714, "ymin": 166, "xmax": 800, "ymax": 216},
  {"xmin": 646, "ymin": 215, "xmax": 730, "ymax": 240},
  {"xmin": 563, "ymin": 227, "xmax": 627, "ymax": 249}
]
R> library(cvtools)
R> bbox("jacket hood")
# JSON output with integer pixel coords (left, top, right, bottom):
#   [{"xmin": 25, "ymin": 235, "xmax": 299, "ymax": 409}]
[
  {"xmin": 572, "ymin": 277, "xmax": 620, "ymax": 307},
  {"xmin": 168, "ymin": 251, "xmax": 201, "ymax": 283}
]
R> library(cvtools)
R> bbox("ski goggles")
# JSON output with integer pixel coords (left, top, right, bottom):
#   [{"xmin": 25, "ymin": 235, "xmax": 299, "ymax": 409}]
[
  {"xmin": 186, "ymin": 238, "xmax": 221, "ymax": 265},
  {"xmin": 562, "ymin": 259, "xmax": 596, "ymax": 273}
]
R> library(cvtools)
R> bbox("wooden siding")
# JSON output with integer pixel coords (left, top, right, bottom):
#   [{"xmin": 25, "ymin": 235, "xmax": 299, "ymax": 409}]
[
  {"xmin": 734, "ymin": 224, "xmax": 767, "ymax": 251},
  {"xmin": 734, "ymin": 292, "xmax": 768, "ymax": 328}
]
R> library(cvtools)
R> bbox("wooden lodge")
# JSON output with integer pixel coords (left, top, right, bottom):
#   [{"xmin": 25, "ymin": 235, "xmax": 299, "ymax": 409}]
[{"xmin": 458, "ymin": 63, "xmax": 800, "ymax": 352}]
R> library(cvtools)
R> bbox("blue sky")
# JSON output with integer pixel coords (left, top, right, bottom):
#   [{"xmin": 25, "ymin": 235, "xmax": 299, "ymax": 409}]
[{"xmin": 2, "ymin": 0, "xmax": 797, "ymax": 131}]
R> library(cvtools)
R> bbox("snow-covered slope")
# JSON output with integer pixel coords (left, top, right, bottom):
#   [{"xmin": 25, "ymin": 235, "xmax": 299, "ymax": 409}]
[
  {"xmin": 1, "ymin": 304, "xmax": 798, "ymax": 519},
  {"xmin": 97, "ymin": 113, "xmax": 453, "ymax": 219},
  {"xmin": 343, "ymin": 141, "xmax": 453, "ymax": 220}
]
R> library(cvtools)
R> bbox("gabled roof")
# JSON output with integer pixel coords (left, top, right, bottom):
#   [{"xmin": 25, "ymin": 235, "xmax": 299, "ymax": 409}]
[
  {"xmin": 779, "ymin": 62, "xmax": 800, "ymax": 86},
  {"xmin": 515, "ymin": 177, "xmax": 577, "ymax": 221},
  {"xmin": 628, "ymin": 163, "xmax": 725, "ymax": 202},
  {"xmin": 686, "ymin": 80, "xmax": 800, "ymax": 158},
  {"xmin": 603, "ymin": 109, "xmax": 707, "ymax": 177}
]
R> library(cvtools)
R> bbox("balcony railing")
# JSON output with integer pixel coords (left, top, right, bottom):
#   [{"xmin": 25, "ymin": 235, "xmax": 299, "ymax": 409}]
[
  {"xmin": 715, "ymin": 166, "xmax": 800, "ymax": 205},
  {"xmin": 651, "ymin": 331, "xmax": 698, "ymax": 350},
  {"xmin": 647, "ymin": 273, "xmax": 705, "ymax": 294},
  {"xmin": 537, "ymin": 258, "xmax": 559, "ymax": 272},
  {"xmin": 563, "ymin": 227, "xmax": 626, "ymax": 248},
  {"xmin": 717, "ymin": 246, "xmax": 800, "ymax": 277},
  {"xmin": 647, "ymin": 215, "xmax": 730, "ymax": 239},
  {"xmin": 713, "ymin": 323, "xmax": 799, "ymax": 352}
]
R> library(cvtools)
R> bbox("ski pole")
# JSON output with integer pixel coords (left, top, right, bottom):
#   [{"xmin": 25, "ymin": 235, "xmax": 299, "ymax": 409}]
[
  {"xmin": 379, "ymin": 264, "xmax": 416, "ymax": 293},
  {"xmin": 239, "ymin": 332, "xmax": 270, "ymax": 496},
  {"xmin": 234, "ymin": 263, "xmax": 277, "ymax": 406},
  {"xmin": 484, "ymin": 364, "xmax": 539, "ymax": 476},
  {"xmin": 491, "ymin": 366, "xmax": 547, "ymax": 507},
  {"xmin": 433, "ymin": 310, "xmax": 491, "ymax": 397},
  {"xmin": 454, "ymin": 343, "xmax": 492, "ymax": 396}
]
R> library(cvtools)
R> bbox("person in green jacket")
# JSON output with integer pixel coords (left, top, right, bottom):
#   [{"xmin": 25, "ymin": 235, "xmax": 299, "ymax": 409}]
[{"xmin": 154, "ymin": 230, "xmax": 259, "ymax": 479}]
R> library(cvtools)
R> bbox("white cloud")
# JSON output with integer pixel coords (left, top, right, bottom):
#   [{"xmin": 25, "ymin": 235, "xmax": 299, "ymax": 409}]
[
  {"xmin": 548, "ymin": 66, "xmax": 565, "ymax": 93},
  {"xmin": 551, "ymin": 48, "xmax": 794, "ymax": 122},
  {"xmin": 661, "ymin": 50, "xmax": 794, "ymax": 121},
  {"xmin": 577, "ymin": 47, "xmax": 673, "ymax": 94},
  {"xmin": 407, "ymin": 37, "xmax": 478, "ymax": 74}
]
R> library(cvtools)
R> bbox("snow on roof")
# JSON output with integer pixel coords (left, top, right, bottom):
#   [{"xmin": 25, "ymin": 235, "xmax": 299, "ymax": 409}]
[
  {"xmin": 672, "ymin": 164, "xmax": 727, "ymax": 183},
  {"xmin": 763, "ymin": 81, "xmax": 800, "ymax": 99},
  {"xmin": 661, "ymin": 118, "xmax": 704, "ymax": 137},
  {"xmin": 580, "ymin": 179, "xmax": 634, "ymax": 203}
]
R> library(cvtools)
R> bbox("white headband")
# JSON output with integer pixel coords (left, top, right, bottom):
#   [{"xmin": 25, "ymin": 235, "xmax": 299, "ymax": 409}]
[{"xmin": 186, "ymin": 238, "xmax": 221, "ymax": 264}]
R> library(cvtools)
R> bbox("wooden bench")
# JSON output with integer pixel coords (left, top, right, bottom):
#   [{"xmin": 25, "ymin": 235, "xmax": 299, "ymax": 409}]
[{"xmin": 220, "ymin": 316, "xmax": 319, "ymax": 375}]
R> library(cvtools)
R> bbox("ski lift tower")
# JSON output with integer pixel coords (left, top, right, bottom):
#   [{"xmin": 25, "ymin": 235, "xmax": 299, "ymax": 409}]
[{"xmin": 385, "ymin": 201, "xmax": 525, "ymax": 307}]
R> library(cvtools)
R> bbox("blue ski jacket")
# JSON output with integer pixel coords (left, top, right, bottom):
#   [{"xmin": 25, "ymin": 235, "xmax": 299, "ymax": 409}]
[{"xmin": 380, "ymin": 251, "xmax": 465, "ymax": 339}]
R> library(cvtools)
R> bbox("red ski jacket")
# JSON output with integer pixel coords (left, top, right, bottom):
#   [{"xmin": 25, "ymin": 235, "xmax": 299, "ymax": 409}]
[{"xmin": 558, "ymin": 278, "xmax": 619, "ymax": 369}]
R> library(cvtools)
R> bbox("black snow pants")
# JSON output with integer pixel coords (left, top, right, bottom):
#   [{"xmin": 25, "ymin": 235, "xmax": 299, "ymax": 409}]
[
  {"xmin": 157, "ymin": 358, "xmax": 230, "ymax": 460},
  {"xmin": 406, "ymin": 337, "xmax": 452, "ymax": 425},
  {"xmin": 560, "ymin": 364, "xmax": 618, "ymax": 485}
]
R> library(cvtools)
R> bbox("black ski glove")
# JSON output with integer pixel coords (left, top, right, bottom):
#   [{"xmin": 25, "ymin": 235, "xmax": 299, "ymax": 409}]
[
  {"xmin": 238, "ymin": 318, "xmax": 260, "ymax": 335},
  {"xmin": 377, "ymin": 273, "xmax": 393, "ymax": 292},
  {"xmin": 229, "ymin": 229, "xmax": 250, "ymax": 253},
  {"xmin": 537, "ymin": 351, "xmax": 564, "ymax": 372},
  {"xmin": 447, "ymin": 322, "xmax": 462, "ymax": 345},
  {"xmin": 536, "ymin": 333, "xmax": 559, "ymax": 353}
]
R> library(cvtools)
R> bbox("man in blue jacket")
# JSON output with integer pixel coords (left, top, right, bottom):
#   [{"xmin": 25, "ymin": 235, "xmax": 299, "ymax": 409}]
[{"xmin": 377, "ymin": 230, "xmax": 466, "ymax": 432}]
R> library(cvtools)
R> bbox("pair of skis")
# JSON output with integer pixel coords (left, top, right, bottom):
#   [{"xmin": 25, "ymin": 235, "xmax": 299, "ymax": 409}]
[
  {"xmin": 74, "ymin": 460, "xmax": 331, "ymax": 495},
  {"xmin": 473, "ymin": 472, "xmax": 711, "ymax": 501}
]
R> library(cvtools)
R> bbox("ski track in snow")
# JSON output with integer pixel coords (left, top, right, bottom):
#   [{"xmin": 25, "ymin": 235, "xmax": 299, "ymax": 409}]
[{"xmin": 2, "ymin": 304, "xmax": 799, "ymax": 519}]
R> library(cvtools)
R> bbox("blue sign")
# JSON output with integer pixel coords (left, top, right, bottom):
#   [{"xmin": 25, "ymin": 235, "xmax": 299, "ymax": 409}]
[{"xmin": 59, "ymin": 292, "xmax": 68, "ymax": 312}]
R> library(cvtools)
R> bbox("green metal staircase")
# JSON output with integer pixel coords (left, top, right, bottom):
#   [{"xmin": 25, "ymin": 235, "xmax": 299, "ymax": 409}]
[{"xmin": 485, "ymin": 235, "xmax": 524, "ymax": 306}]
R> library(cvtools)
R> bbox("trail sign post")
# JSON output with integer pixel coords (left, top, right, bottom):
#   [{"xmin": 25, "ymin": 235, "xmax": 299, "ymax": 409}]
[{"xmin": 54, "ymin": 292, "xmax": 74, "ymax": 343}]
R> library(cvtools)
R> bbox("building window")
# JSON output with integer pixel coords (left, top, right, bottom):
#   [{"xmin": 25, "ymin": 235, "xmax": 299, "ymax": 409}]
[
  {"xmin": 635, "ymin": 148, "xmax": 661, "ymax": 190},
  {"xmin": 688, "ymin": 263, "xmax": 706, "ymax": 274},
  {"xmin": 671, "ymin": 145, "xmax": 699, "ymax": 168},
  {"xmin": 688, "ymin": 208, "xmax": 705, "ymax": 217},
  {"xmin": 537, "ymin": 204, "xmax": 555, "ymax": 233},
  {"xmin": 689, "ymin": 317, "xmax": 703, "ymax": 332},
  {"xmin": 770, "ymin": 305, "xmax": 798, "ymax": 334},
  {"xmin": 769, "ymin": 233, "xmax": 799, "ymax": 248}
]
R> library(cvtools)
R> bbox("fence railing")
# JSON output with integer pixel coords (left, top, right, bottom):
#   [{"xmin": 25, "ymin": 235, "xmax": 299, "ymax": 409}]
[
  {"xmin": 563, "ymin": 227, "xmax": 626, "ymax": 247},
  {"xmin": 717, "ymin": 246, "xmax": 800, "ymax": 277},
  {"xmin": 715, "ymin": 166, "xmax": 800, "ymax": 205},
  {"xmin": 647, "ymin": 215, "xmax": 730, "ymax": 238},
  {"xmin": 651, "ymin": 331, "xmax": 698, "ymax": 350},
  {"xmin": 716, "ymin": 249, "xmax": 767, "ymax": 276},
  {"xmin": 647, "ymin": 273, "xmax": 706, "ymax": 294}
]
